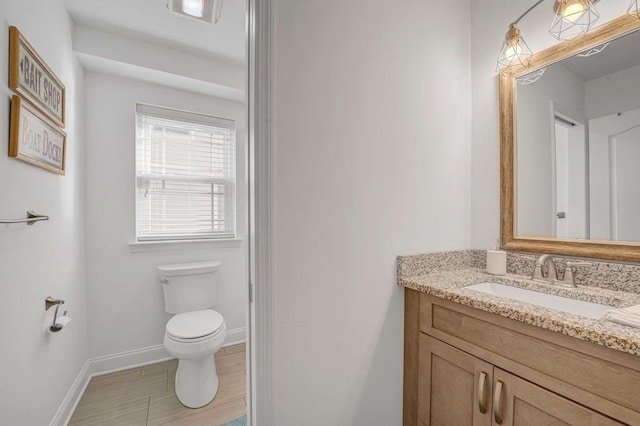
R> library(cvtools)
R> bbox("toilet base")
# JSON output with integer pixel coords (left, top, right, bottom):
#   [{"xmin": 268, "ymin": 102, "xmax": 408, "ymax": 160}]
[{"xmin": 175, "ymin": 355, "xmax": 219, "ymax": 408}]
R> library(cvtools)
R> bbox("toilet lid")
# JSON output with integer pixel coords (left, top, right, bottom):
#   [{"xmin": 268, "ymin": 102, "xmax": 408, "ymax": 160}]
[{"xmin": 166, "ymin": 309, "xmax": 224, "ymax": 340}]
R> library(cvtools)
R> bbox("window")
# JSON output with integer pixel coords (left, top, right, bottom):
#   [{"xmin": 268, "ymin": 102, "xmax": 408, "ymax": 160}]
[{"xmin": 135, "ymin": 104, "xmax": 236, "ymax": 241}]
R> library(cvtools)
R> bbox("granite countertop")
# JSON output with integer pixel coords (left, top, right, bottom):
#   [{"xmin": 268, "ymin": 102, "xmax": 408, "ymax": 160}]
[{"xmin": 397, "ymin": 252, "xmax": 640, "ymax": 357}]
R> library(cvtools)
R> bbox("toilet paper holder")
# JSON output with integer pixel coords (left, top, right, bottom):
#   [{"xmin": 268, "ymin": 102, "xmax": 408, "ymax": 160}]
[{"xmin": 45, "ymin": 297, "xmax": 66, "ymax": 332}]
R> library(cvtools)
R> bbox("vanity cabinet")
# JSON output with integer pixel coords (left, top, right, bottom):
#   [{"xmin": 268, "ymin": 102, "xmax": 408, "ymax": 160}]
[
  {"xmin": 492, "ymin": 368, "xmax": 621, "ymax": 426},
  {"xmin": 418, "ymin": 335, "xmax": 492, "ymax": 426},
  {"xmin": 419, "ymin": 335, "xmax": 622, "ymax": 426},
  {"xmin": 404, "ymin": 290, "xmax": 640, "ymax": 426}
]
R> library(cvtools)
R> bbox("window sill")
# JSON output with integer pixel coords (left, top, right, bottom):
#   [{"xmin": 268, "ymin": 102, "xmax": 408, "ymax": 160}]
[{"xmin": 128, "ymin": 238, "xmax": 243, "ymax": 253}]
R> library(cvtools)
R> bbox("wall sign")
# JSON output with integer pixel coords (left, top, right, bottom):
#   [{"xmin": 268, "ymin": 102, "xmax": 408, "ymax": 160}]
[
  {"xmin": 9, "ymin": 96, "xmax": 67, "ymax": 175},
  {"xmin": 9, "ymin": 26, "xmax": 66, "ymax": 128}
]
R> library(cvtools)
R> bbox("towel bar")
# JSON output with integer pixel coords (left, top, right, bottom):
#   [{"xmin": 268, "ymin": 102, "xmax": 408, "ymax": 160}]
[{"xmin": 0, "ymin": 211, "xmax": 49, "ymax": 225}]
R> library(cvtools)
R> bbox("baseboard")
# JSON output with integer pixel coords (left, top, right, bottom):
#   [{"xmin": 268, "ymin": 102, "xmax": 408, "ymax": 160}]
[
  {"xmin": 52, "ymin": 329, "xmax": 247, "ymax": 426},
  {"xmin": 49, "ymin": 360, "xmax": 90, "ymax": 426},
  {"xmin": 224, "ymin": 326, "xmax": 247, "ymax": 348},
  {"xmin": 88, "ymin": 327, "xmax": 246, "ymax": 377},
  {"xmin": 88, "ymin": 344, "xmax": 172, "ymax": 377}
]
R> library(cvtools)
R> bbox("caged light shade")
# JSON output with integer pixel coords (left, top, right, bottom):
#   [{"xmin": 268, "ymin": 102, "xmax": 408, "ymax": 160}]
[
  {"xmin": 549, "ymin": 0, "xmax": 599, "ymax": 40},
  {"xmin": 496, "ymin": 25, "xmax": 533, "ymax": 74},
  {"xmin": 630, "ymin": 0, "xmax": 640, "ymax": 18},
  {"xmin": 517, "ymin": 67, "xmax": 546, "ymax": 85}
]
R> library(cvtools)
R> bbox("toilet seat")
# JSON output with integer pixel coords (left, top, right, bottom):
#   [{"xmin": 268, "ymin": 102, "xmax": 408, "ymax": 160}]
[{"xmin": 166, "ymin": 309, "xmax": 225, "ymax": 342}]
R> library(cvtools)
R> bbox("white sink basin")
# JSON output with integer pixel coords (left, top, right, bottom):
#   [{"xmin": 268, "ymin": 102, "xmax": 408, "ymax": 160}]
[{"xmin": 466, "ymin": 282, "xmax": 613, "ymax": 319}]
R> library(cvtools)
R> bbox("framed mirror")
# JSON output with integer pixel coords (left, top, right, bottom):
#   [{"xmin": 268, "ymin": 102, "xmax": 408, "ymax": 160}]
[{"xmin": 500, "ymin": 14, "xmax": 640, "ymax": 262}]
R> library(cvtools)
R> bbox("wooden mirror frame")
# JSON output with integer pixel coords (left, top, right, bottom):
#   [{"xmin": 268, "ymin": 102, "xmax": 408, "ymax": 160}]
[{"xmin": 500, "ymin": 14, "xmax": 640, "ymax": 262}]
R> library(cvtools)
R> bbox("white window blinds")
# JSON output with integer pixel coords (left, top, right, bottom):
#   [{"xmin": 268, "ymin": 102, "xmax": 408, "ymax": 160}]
[{"xmin": 135, "ymin": 104, "xmax": 236, "ymax": 241}]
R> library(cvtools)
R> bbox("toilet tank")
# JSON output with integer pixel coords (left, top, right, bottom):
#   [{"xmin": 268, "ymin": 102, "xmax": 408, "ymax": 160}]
[{"xmin": 158, "ymin": 261, "xmax": 221, "ymax": 314}]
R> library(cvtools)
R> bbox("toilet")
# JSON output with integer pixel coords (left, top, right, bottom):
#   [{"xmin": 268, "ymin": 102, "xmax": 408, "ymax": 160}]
[{"xmin": 159, "ymin": 261, "xmax": 227, "ymax": 409}]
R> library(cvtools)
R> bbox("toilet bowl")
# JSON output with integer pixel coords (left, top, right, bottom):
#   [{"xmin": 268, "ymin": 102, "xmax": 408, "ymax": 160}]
[
  {"xmin": 158, "ymin": 261, "xmax": 227, "ymax": 409},
  {"xmin": 163, "ymin": 309, "xmax": 227, "ymax": 408}
]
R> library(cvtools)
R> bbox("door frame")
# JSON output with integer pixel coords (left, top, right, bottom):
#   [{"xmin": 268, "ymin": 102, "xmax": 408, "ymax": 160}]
[{"xmin": 247, "ymin": 0, "xmax": 275, "ymax": 424}]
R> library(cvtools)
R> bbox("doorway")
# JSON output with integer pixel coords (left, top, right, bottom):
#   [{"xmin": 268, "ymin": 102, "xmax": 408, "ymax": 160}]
[
  {"xmin": 62, "ymin": 0, "xmax": 254, "ymax": 424},
  {"xmin": 553, "ymin": 114, "xmax": 588, "ymax": 240}
]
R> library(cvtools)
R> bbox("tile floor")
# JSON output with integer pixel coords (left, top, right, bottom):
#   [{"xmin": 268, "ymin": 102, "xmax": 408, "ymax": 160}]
[{"xmin": 69, "ymin": 343, "xmax": 246, "ymax": 426}]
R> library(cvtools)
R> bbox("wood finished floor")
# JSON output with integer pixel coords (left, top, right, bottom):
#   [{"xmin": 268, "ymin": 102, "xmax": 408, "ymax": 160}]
[{"xmin": 69, "ymin": 343, "xmax": 246, "ymax": 426}]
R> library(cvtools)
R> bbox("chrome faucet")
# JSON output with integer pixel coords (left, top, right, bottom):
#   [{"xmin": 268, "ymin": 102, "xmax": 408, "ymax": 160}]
[
  {"xmin": 531, "ymin": 255, "xmax": 590, "ymax": 288},
  {"xmin": 532, "ymin": 254, "xmax": 559, "ymax": 283}
]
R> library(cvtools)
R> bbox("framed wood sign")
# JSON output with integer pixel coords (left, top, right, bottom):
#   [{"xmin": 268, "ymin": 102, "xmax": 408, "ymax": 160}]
[
  {"xmin": 9, "ymin": 26, "xmax": 65, "ymax": 128},
  {"xmin": 9, "ymin": 96, "xmax": 67, "ymax": 175}
]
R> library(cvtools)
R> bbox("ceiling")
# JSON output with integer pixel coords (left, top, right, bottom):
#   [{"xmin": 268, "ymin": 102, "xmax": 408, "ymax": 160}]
[
  {"xmin": 561, "ymin": 30, "xmax": 640, "ymax": 82},
  {"xmin": 63, "ymin": 0, "xmax": 246, "ymax": 64}
]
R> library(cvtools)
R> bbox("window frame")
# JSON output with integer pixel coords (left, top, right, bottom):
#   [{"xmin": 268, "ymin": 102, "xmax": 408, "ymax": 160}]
[{"xmin": 134, "ymin": 103, "xmax": 237, "ymax": 243}]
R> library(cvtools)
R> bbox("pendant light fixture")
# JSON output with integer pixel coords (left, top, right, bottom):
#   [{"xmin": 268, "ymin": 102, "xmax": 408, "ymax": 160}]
[
  {"xmin": 496, "ymin": 0, "xmax": 606, "ymax": 74},
  {"xmin": 630, "ymin": 0, "xmax": 640, "ymax": 18},
  {"xmin": 496, "ymin": 25, "xmax": 534, "ymax": 74},
  {"xmin": 496, "ymin": 0, "xmax": 545, "ymax": 74},
  {"xmin": 549, "ymin": 0, "xmax": 599, "ymax": 40}
]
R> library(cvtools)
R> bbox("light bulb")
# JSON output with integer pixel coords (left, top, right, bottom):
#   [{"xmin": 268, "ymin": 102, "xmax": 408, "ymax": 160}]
[
  {"xmin": 562, "ymin": 2, "xmax": 586, "ymax": 23},
  {"xmin": 182, "ymin": 0, "xmax": 204, "ymax": 17},
  {"xmin": 550, "ymin": 0, "xmax": 598, "ymax": 40},
  {"xmin": 505, "ymin": 44, "xmax": 523, "ymax": 62}
]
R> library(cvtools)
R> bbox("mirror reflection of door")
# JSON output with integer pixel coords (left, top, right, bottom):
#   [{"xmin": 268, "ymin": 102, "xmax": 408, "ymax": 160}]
[
  {"xmin": 554, "ymin": 115, "xmax": 588, "ymax": 240},
  {"xmin": 514, "ymin": 29, "xmax": 640, "ymax": 244},
  {"xmin": 589, "ymin": 109, "xmax": 640, "ymax": 242}
]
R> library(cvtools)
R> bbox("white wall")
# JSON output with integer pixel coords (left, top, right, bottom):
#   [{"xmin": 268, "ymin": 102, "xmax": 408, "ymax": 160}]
[
  {"xmin": 470, "ymin": 0, "xmax": 628, "ymax": 249},
  {"xmin": 0, "ymin": 0, "xmax": 87, "ymax": 425},
  {"xmin": 74, "ymin": 25, "xmax": 245, "ymax": 102},
  {"xmin": 74, "ymin": 25, "xmax": 245, "ymax": 92},
  {"xmin": 84, "ymin": 73, "xmax": 247, "ymax": 358},
  {"xmin": 273, "ymin": 0, "xmax": 472, "ymax": 425},
  {"xmin": 586, "ymin": 62, "xmax": 640, "ymax": 120}
]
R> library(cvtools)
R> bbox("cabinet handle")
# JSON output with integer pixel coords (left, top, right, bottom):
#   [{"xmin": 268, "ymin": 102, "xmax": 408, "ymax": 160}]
[
  {"xmin": 478, "ymin": 371, "xmax": 488, "ymax": 414},
  {"xmin": 494, "ymin": 380, "xmax": 504, "ymax": 425}
]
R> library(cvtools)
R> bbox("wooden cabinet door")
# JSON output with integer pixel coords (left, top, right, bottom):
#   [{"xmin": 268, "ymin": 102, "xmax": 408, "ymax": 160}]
[
  {"xmin": 418, "ymin": 335, "xmax": 493, "ymax": 426},
  {"xmin": 492, "ymin": 368, "xmax": 624, "ymax": 426}
]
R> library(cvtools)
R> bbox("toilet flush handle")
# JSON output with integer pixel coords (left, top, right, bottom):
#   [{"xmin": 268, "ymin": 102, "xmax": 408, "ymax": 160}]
[{"xmin": 161, "ymin": 278, "xmax": 169, "ymax": 285}]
